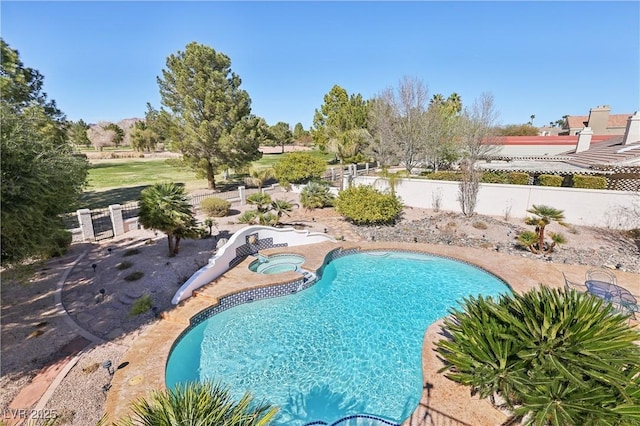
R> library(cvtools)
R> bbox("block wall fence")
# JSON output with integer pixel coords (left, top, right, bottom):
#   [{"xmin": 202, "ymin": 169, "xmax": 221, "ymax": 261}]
[{"xmin": 355, "ymin": 175, "xmax": 640, "ymax": 229}]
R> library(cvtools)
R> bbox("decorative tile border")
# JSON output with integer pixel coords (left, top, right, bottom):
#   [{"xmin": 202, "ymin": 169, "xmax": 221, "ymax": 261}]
[{"xmin": 228, "ymin": 234, "xmax": 288, "ymax": 268}]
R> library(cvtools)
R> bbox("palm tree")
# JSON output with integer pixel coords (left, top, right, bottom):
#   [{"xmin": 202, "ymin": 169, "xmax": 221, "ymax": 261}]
[
  {"xmin": 270, "ymin": 199, "xmax": 295, "ymax": 225},
  {"xmin": 300, "ymin": 181, "xmax": 335, "ymax": 210},
  {"xmin": 113, "ymin": 381, "xmax": 278, "ymax": 426},
  {"xmin": 429, "ymin": 93, "xmax": 445, "ymax": 107},
  {"xmin": 436, "ymin": 287, "xmax": 640, "ymax": 426},
  {"xmin": 138, "ymin": 183, "xmax": 198, "ymax": 257},
  {"xmin": 247, "ymin": 167, "xmax": 275, "ymax": 190},
  {"xmin": 517, "ymin": 204, "xmax": 568, "ymax": 254},
  {"xmin": 446, "ymin": 92, "xmax": 462, "ymax": 114},
  {"xmin": 529, "ymin": 114, "xmax": 536, "ymax": 125}
]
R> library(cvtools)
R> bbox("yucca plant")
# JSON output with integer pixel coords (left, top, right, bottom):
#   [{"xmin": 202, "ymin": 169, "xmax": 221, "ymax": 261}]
[
  {"xmin": 112, "ymin": 381, "xmax": 278, "ymax": 426},
  {"xmin": 436, "ymin": 287, "xmax": 640, "ymax": 425},
  {"xmin": 517, "ymin": 205, "xmax": 568, "ymax": 254}
]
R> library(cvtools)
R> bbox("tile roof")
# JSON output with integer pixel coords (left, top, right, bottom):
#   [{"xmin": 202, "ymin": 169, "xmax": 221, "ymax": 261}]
[
  {"xmin": 607, "ymin": 114, "xmax": 632, "ymax": 128},
  {"xmin": 495, "ymin": 135, "xmax": 612, "ymax": 145},
  {"xmin": 562, "ymin": 136, "xmax": 640, "ymax": 167},
  {"xmin": 567, "ymin": 116, "xmax": 588, "ymax": 129}
]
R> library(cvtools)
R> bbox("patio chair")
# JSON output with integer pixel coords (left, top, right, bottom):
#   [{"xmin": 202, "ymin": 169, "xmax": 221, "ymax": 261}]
[
  {"xmin": 563, "ymin": 272, "xmax": 586, "ymax": 292},
  {"xmin": 585, "ymin": 268, "xmax": 617, "ymax": 285}
]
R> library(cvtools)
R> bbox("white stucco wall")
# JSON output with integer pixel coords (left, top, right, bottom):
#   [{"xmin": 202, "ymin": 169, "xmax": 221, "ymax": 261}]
[
  {"xmin": 358, "ymin": 176, "xmax": 639, "ymax": 229},
  {"xmin": 171, "ymin": 225, "xmax": 336, "ymax": 304},
  {"xmin": 493, "ymin": 145, "xmax": 575, "ymax": 157}
]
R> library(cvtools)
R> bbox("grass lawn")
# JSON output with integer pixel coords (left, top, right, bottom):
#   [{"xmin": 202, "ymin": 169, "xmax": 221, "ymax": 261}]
[{"xmin": 80, "ymin": 151, "xmax": 336, "ymax": 209}]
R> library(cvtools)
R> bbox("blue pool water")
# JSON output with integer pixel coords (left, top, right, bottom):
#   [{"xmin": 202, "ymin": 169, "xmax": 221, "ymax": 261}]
[
  {"xmin": 249, "ymin": 254, "xmax": 306, "ymax": 274},
  {"xmin": 166, "ymin": 251, "xmax": 510, "ymax": 425}
]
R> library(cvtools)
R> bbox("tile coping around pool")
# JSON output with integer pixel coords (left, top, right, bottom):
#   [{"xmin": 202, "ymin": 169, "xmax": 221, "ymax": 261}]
[{"xmin": 103, "ymin": 241, "xmax": 640, "ymax": 426}]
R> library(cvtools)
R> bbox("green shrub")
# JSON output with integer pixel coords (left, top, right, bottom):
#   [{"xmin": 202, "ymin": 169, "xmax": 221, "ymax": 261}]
[
  {"xmin": 129, "ymin": 294, "xmax": 153, "ymax": 316},
  {"xmin": 507, "ymin": 172, "xmax": 529, "ymax": 185},
  {"xmin": 436, "ymin": 287, "xmax": 640, "ymax": 425},
  {"xmin": 422, "ymin": 171, "xmax": 463, "ymax": 181},
  {"xmin": 273, "ymin": 152, "xmax": 327, "ymax": 185},
  {"xmin": 200, "ymin": 197, "xmax": 231, "ymax": 217},
  {"xmin": 46, "ymin": 228, "xmax": 72, "ymax": 258},
  {"xmin": 538, "ymin": 174, "xmax": 563, "ymax": 187},
  {"xmin": 572, "ymin": 174, "xmax": 607, "ymax": 189},
  {"xmin": 123, "ymin": 248, "xmax": 140, "ymax": 257},
  {"xmin": 124, "ymin": 271, "xmax": 144, "ymax": 281},
  {"xmin": 116, "ymin": 261, "xmax": 133, "ymax": 270},
  {"xmin": 335, "ymin": 185, "xmax": 403, "ymax": 225},
  {"xmin": 480, "ymin": 171, "xmax": 507, "ymax": 184},
  {"xmin": 300, "ymin": 181, "xmax": 335, "ymax": 209}
]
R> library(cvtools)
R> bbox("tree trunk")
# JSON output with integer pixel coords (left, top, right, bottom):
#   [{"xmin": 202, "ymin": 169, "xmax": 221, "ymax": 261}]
[
  {"xmin": 174, "ymin": 236, "xmax": 182, "ymax": 255},
  {"xmin": 537, "ymin": 225, "xmax": 545, "ymax": 254},
  {"xmin": 206, "ymin": 160, "xmax": 216, "ymax": 190},
  {"xmin": 167, "ymin": 235, "xmax": 175, "ymax": 257}
]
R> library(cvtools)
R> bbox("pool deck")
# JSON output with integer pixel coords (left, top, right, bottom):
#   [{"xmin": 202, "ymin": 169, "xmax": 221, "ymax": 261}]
[{"xmin": 103, "ymin": 241, "xmax": 639, "ymax": 425}]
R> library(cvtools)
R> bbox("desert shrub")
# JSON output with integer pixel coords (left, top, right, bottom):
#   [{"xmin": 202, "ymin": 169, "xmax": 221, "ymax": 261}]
[
  {"xmin": 200, "ymin": 197, "xmax": 231, "ymax": 217},
  {"xmin": 124, "ymin": 271, "xmax": 144, "ymax": 281},
  {"xmin": 436, "ymin": 287, "xmax": 640, "ymax": 426},
  {"xmin": 273, "ymin": 152, "xmax": 327, "ymax": 185},
  {"xmin": 123, "ymin": 248, "xmax": 140, "ymax": 257},
  {"xmin": 538, "ymin": 174, "xmax": 563, "ymax": 187},
  {"xmin": 507, "ymin": 172, "xmax": 530, "ymax": 185},
  {"xmin": 472, "ymin": 221, "xmax": 488, "ymax": 230},
  {"xmin": 480, "ymin": 171, "xmax": 507, "ymax": 184},
  {"xmin": 335, "ymin": 185, "xmax": 403, "ymax": 225},
  {"xmin": 116, "ymin": 261, "xmax": 133, "ymax": 270},
  {"xmin": 422, "ymin": 171, "xmax": 462, "ymax": 181},
  {"xmin": 129, "ymin": 294, "xmax": 153, "ymax": 316},
  {"xmin": 300, "ymin": 181, "xmax": 335, "ymax": 209},
  {"xmin": 572, "ymin": 174, "xmax": 607, "ymax": 189},
  {"xmin": 625, "ymin": 228, "xmax": 640, "ymax": 239}
]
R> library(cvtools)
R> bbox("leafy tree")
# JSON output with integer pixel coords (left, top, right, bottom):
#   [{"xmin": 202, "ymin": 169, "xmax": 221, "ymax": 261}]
[
  {"xmin": 436, "ymin": 287, "xmax": 640, "ymax": 426},
  {"xmin": 1, "ymin": 39, "xmax": 88, "ymax": 265},
  {"xmin": 112, "ymin": 381, "xmax": 277, "ymax": 426},
  {"xmin": 335, "ymin": 185, "xmax": 403, "ymax": 225},
  {"xmin": 67, "ymin": 119, "xmax": 91, "ymax": 146},
  {"xmin": 517, "ymin": 204, "xmax": 568, "ymax": 254},
  {"xmin": 300, "ymin": 181, "xmax": 335, "ymax": 210},
  {"xmin": 369, "ymin": 76, "xmax": 430, "ymax": 173},
  {"xmin": 293, "ymin": 122, "xmax": 309, "ymax": 140},
  {"xmin": 312, "ymin": 85, "xmax": 370, "ymax": 164},
  {"xmin": 270, "ymin": 121, "xmax": 293, "ymax": 153},
  {"xmin": 157, "ymin": 42, "xmax": 262, "ymax": 189},
  {"xmin": 104, "ymin": 123, "xmax": 124, "ymax": 147},
  {"xmin": 496, "ymin": 123, "xmax": 539, "ymax": 136},
  {"xmin": 273, "ymin": 152, "xmax": 326, "ymax": 186},
  {"xmin": 138, "ymin": 183, "xmax": 198, "ymax": 257},
  {"xmin": 130, "ymin": 120, "xmax": 159, "ymax": 152}
]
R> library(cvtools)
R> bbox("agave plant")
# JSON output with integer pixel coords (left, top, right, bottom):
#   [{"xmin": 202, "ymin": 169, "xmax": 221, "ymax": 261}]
[
  {"xmin": 436, "ymin": 287, "xmax": 640, "ymax": 425},
  {"xmin": 113, "ymin": 381, "xmax": 278, "ymax": 426},
  {"xmin": 517, "ymin": 204, "xmax": 568, "ymax": 254}
]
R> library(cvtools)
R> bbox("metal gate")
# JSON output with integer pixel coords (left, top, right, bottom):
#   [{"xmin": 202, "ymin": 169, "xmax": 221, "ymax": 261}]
[{"xmin": 91, "ymin": 208, "xmax": 114, "ymax": 241}]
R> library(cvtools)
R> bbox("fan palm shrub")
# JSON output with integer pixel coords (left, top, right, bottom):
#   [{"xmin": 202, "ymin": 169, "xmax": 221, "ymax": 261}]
[
  {"xmin": 436, "ymin": 287, "xmax": 640, "ymax": 426},
  {"xmin": 112, "ymin": 381, "xmax": 277, "ymax": 426},
  {"xmin": 300, "ymin": 181, "xmax": 335, "ymax": 210},
  {"xmin": 517, "ymin": 205, "xmax": 568, "ymax": 254},
  {"xmin": 138, "ymin": 183, "xmax": 198, "ymax": 257},
  {"xmin": 246, "ymin": 167, "xmax": 275, "ymax": 190}
]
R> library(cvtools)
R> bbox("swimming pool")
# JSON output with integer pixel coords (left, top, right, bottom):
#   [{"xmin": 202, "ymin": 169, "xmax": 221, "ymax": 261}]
[
  {"xmin": 249, "ymin": 254, "xmax": 306, "ymax": 274},
  {"xmin": 166, "ymin": 250, "xmax": 510, "ymax": 425}
]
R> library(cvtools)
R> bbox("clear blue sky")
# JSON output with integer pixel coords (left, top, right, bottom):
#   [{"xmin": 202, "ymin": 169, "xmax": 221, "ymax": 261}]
[{"xmin": 2, "ymin": 1, "xmax": 639, "ymax": 129}]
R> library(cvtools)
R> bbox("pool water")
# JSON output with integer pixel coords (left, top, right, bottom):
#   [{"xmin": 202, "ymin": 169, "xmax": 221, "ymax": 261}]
[
  {"xmin": 166, "ymin": 251, "xmax": 510, "ymax": 425},
  {"xmin": 249, "ymin": 254, "xmax": 306, "ymax": 274}
]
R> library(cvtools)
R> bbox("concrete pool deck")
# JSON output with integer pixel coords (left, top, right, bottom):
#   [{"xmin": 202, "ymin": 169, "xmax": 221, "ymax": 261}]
[{"xmin": 103, "ymin": 240, "xmax": 639, "ymax": 425}]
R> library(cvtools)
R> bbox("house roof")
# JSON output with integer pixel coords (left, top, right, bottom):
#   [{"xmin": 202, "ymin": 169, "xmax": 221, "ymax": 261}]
[
  {"xmin": 562, "ymin": 136, "xmax": 640, "ymax": 167},
  {"xmin": 495, "ymin": 135, "xmax": 612, "ymax": 146},
  {"xmin": 567, "ymin": 116, "xmax": 588, "ymax": 129},
  {"xmin": 566, "ymin": 113, "xmax": 631, "ymax": 130}
]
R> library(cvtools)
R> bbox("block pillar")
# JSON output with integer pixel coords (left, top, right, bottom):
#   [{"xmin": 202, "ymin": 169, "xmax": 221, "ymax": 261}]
[
  {"xmin": 239, "ymin": 186, "xmax": 246, "ymax": 205},
  {"xmin": 77, "ymin": 209, "xmax": 95, "ymax": 242},
  {"xmin": 109, "ymin": 204, "xmax": 125, "ymax": 237}
]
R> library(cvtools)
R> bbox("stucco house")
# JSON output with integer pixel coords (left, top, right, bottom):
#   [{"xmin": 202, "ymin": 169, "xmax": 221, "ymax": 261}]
[{"xmin": 561, "ymin": 105, "xmax": 631, "ymax": 136}]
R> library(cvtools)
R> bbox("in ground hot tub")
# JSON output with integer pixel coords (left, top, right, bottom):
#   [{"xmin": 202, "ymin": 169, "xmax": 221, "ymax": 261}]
[{"xmin": 248, "ymin": 254, "xmax": 305, "ymax": 274}]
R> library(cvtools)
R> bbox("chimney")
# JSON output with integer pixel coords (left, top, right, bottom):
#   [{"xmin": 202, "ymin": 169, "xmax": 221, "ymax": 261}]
[
  {"xmin": 575, "ymin": 127, "xmax": 593, "ymax": 153},
  {"xmin": 622, "ymin": 111, "xmax": 640, "ymax": 145},
  {"xmin": 586, "ymin": 105, "xmax": 610, "ymax": 134}
]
